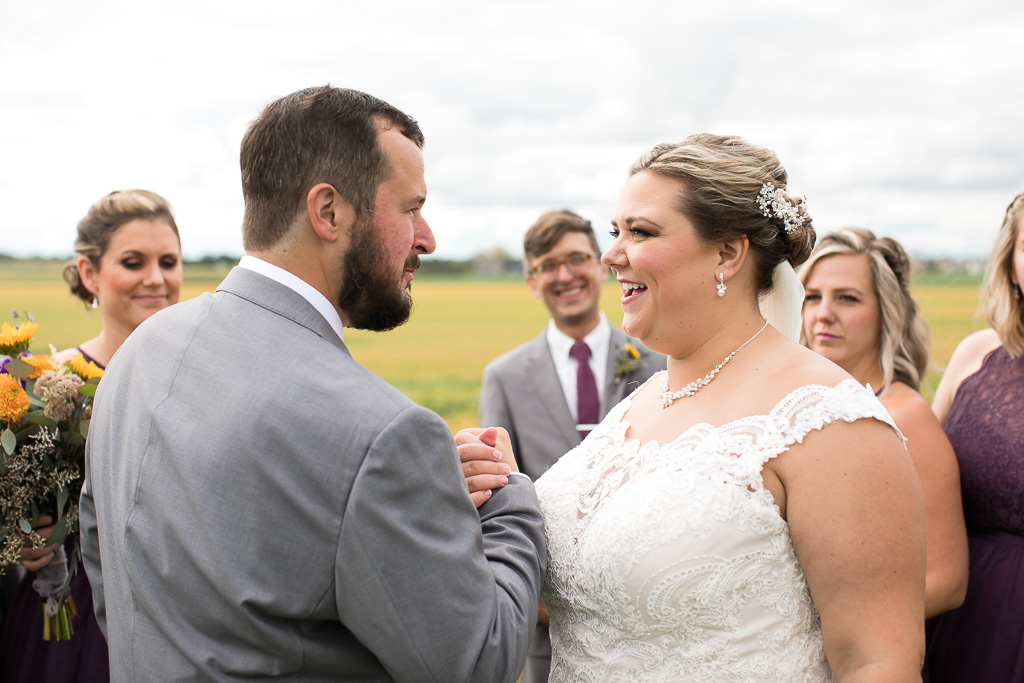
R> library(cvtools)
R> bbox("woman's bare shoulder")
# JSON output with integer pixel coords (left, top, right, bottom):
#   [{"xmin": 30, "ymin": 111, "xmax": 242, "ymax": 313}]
[
  {"xmin": 932, "ymin": 328, "xmax": 1000, "ymax": 425},
  {"xmin": 53, "ymin": 347, "xmax": 79, "ymax": 362},
  {"xmin": 949, "ymin": 328, "xmax": 1001, "ymax": 365},
  {"xmin": 779, "ymin": 341, "xmax": 852, "ymax": 387},
  {"xmin": 742, "ymin": 338, "xmax": 855, "ymax": 414},
  {"xmin": 882, "ymin": 384, "xmax": 940, "ymax": 432},
  {"xmin": 940, "ymin": 329, "xmax": 1001, "ymax": 392},
  {"xmin": 54, "ymin": 337, "xmax": 101, "ymax": 364}
]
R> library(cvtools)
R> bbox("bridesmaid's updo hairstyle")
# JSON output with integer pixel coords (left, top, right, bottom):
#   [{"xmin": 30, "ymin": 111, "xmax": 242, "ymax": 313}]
[
  {"xmin": 629, "ymin": 134, "xmax": 815, "ymax": 294},
  {"xmin": 799, "ymin": 228, "xmax": 930, "ymax": 389},
  {"xmin": 62, "ymin": 189, "xmax": 180, "ymax": 306},
  {"xmin": 983, "ymin": 189, "xmax": 1024, "ymax": 357}
]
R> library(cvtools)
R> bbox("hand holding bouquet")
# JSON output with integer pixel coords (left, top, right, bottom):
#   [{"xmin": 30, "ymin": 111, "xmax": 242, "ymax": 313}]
[{"xmin": 0, "ymin": 313, "xmax": 102, "ymax": 640}]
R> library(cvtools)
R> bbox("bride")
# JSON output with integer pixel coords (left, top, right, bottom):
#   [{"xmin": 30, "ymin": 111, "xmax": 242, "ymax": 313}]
[{"xmin": 463, "ymin": 134, "xmax": 926, "ymax": 681}]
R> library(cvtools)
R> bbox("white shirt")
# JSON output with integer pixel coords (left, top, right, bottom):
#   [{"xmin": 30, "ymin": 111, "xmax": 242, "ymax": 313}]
[
  {"xmin": 237, "ymin": 255, "xmax": 345, "ymax": 342},
  {"xmin": 546, "ymin": 313, "xmax": 611, "ymax": 426}
]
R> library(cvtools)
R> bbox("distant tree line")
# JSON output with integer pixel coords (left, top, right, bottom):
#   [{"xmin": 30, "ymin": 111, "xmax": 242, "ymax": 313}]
[
  {"xmin": 186, "ymin": 249, "xmax": 525, "ymax": 279},
  {"xmin": 0, "ymin": 251, "xmax": 989, "ymax": 282}
]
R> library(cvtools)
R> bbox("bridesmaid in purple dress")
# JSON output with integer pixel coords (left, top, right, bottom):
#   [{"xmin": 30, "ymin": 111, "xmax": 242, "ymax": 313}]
[
  {"xmin": 923, "ymin": 190, "xmax": 1024, "ymax": 682},
  {"xmin": 0, "ymin": 189, "xmax": 182, "ymax": 682}
]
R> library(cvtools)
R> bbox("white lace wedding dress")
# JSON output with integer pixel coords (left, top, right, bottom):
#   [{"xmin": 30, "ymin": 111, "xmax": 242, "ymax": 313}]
[{"xmin": 535, "ymin": 378, "xmax": 899, "ymax": 682}]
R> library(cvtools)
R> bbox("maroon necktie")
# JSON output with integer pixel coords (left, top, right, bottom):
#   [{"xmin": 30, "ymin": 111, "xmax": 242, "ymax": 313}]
[{"xmin": 571, "ymin": 342, "xmax": 599, "ymax": 440}]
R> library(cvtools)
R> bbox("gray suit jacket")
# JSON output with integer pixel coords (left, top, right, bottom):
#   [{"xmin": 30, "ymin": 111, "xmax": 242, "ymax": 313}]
[
  {"xmin": 79, "ymin": 267, "xmax": 546, "ymax": 682},
  {"xmin": 479, "ymin": 325, "xmax": 666, "ymax": 481}
]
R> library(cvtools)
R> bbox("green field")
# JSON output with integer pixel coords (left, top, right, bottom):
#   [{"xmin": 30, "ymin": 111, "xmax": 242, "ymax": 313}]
[{"xmin": 1, "ymin": 261, "xmax": 987, "ymax": 431}]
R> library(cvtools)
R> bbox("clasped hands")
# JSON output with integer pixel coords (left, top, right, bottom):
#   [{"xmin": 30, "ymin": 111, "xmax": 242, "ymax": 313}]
[{"xmin": 456, "ymin": 426, "xmax": 521, "ymax": 508}]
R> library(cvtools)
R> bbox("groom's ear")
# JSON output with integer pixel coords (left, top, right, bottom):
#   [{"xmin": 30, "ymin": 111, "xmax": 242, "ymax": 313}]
[
  {"xmin": 716, "ymin": 235, "xmax": 749, "ymax": 280},
  {"xmin": 306, "ymin": 183, "xmax": 355, "ymax": 243}
]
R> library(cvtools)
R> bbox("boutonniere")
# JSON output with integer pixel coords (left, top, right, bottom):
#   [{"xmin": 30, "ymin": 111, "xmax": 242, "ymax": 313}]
[{"xmin": 613, "ymin": 343, "xmax": 642, "ymax": 385}]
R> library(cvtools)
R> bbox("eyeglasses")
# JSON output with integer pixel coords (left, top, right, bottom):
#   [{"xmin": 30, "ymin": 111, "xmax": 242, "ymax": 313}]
[{"xmin": 530, "ymin": 252, "xmax": 599, "ymax": 281}]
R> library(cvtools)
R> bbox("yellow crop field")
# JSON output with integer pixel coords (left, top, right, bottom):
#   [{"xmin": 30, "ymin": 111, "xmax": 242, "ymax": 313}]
[
  {"xmin": 914, "ymin": 285, "xmax": 987, "ymax": 400},
  {"xmin": 1, "ymin": 261, "xmax": 987, "ymax": 431}
]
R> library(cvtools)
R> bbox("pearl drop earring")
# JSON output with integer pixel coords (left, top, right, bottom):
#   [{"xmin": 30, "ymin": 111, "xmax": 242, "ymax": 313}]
[{"xmin": 716, "ymin": 273, "xmax": 727, "ymax": 297}]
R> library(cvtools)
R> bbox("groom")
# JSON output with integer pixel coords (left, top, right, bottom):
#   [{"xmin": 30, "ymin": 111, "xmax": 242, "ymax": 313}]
[{"xmin": 79, "ymin": 86, "xmax": 545, "ymax": 682}]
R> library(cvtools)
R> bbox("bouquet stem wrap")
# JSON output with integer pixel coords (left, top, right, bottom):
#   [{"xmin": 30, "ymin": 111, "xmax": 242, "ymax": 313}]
[{"xmin": 31, "ymin": 543, "xmax": 80, "ymax": 641}]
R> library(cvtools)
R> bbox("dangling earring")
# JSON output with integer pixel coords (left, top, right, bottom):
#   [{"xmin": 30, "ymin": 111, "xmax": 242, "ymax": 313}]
[
  {"xmin": 716, "ymin": 273, "xmax": 727, "ymax": 297},
  {"xmin": 91, "ymin": 295, "xmax": 99, "ymax": 309}
]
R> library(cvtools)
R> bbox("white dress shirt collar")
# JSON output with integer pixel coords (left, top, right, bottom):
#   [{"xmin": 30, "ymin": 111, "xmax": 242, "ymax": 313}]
[{"xmin": 237, "ymin": 255, "xmax": 345, "ymax": 341}]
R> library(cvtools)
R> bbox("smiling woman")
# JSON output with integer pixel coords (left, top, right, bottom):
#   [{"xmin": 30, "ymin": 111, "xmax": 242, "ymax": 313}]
[
  {"xmin": 0, "ymin": 188, "xmax": 182, "ymax": 683},
  {"xmin": 59, "ymin": 190, "xmax": 183, "ymax": 367},
  {"xmin": 528, "ymin": 134, "xmax": 928, "ymax": 682}
]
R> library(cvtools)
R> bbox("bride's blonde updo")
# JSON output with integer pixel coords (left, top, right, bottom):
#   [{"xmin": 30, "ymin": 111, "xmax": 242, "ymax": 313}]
[{"xmin": 629, "ymin": 134, "xmax": 815, "ymax": 293}]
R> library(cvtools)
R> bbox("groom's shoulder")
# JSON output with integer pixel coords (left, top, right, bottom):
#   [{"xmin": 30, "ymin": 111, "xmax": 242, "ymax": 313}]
[
  {"xmin": 311, "ymin": 363, "xmax": 452, "ymax": 454},
  {"xmin": 283, "ymin": 340, "xmax": 442, "ymax": 427},
  {"xmin": 115, "ymin": 292, "xmax": 217, "ymax": 357}
]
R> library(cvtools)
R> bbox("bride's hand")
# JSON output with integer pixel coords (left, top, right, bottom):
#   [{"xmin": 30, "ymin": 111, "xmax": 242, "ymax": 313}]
[
  {"xmin": 18, "ymin": 515, "xmax": 57, "ymax": 572},
  {"xmin": 455, "ymin": 427, "xmax": 519, "ymax": 508}
]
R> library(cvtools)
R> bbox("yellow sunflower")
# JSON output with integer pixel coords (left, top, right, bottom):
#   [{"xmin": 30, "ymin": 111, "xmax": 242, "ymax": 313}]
[
  {"xmin": 68, "ymin": 354, "xmax": 104, "ymax": 381},
  {"xmin": 613, "ymin": 343, "xmax": 643, "ymax": 385},
  {"xmin": 0, "ymin": 320, "xmax": 38, "ymax": 356},
  {"xmin": 23, "ymin": 355, "xmax": 56, "ymax": 379},
  {"xmin": 0, "ymin": 373, "xmax": 30, "ymax": 423}
]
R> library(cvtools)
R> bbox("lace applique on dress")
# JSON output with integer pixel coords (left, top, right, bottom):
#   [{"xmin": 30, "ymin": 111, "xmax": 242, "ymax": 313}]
[{"xmin": 535, "ymin": 379, "xmax": 897, "ymax": 683}]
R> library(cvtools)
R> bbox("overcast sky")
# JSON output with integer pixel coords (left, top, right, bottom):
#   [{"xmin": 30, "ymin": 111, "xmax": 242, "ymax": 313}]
[{"xmin": 2, "ymin": 0, "xmax": 1022, "ymax": 262}]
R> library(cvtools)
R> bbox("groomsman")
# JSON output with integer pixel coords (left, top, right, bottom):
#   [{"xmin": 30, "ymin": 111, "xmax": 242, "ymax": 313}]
[
  {"xmin": 80, "ymin": 86, "xmax": 545, "ymax": 682},
  {"xmin": 479, "ymin": 209, "xmax": 665, "ymax": 683}
]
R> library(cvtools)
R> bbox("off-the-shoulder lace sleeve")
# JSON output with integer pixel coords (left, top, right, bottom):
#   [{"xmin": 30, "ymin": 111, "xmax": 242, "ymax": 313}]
[
  {"xmin": 535, "ymin": 378, "xmax": 898, "ymax": 683},
  {"xmin": 774, "ymin": 378, "xmax": 903, "ymax": 446}
]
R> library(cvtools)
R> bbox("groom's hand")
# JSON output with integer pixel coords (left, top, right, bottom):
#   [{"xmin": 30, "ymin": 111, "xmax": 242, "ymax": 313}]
[{"xmin": 456, "ymin": 427, "xmax": 520, "ymax": 508}]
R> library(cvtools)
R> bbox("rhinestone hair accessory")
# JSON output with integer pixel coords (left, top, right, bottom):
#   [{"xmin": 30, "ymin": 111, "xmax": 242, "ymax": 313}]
[{"xmin": 757, "ymin": 182, "xmax": 807, "ymax": 234}]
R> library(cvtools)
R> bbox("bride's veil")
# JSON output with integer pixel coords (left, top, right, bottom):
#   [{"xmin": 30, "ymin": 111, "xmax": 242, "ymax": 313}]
[{"xmin": 759, "ymin": 261, "xmax": 805, "ymax": 342}]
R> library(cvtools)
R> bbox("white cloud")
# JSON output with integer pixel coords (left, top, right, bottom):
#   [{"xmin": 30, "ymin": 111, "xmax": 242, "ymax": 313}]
[{"xmin": 1, "ymin": 0, "xmax": 1022, "ymax": 262}]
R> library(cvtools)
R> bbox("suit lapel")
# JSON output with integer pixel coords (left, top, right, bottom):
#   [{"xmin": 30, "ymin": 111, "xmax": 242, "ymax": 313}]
[
  {"xmin": 603, "ymin": 328, "xmax": 628, "ymax": 411},
  {"xmin": 524, "ymin": 333, "xmax": 580, "ymax": 450}
]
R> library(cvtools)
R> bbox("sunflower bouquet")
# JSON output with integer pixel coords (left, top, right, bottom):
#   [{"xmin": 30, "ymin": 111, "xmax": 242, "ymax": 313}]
[{"xmin": 0, "ymin": 313, "xmax": 103, "ymax": 641}]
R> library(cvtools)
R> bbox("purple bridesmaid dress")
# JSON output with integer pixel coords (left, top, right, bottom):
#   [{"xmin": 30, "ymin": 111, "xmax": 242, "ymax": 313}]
[
  {"xmin": 923, "ymin": 345, "xmax": 1024, "ymax": 682},
  {"xmin": 0, "ymin": 547, "xmax": 110, "ymax": 682}
]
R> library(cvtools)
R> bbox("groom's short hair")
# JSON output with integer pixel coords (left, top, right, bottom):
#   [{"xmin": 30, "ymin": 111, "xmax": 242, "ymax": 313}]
[{"xmin": 239, "ymin": 85, "xmax": 423, "ymax": 251}]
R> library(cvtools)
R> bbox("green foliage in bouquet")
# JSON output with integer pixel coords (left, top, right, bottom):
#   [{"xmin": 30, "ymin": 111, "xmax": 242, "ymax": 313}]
[{"xmin": 0, "ymin": 313, "xmax": 103, "ymax": 640}]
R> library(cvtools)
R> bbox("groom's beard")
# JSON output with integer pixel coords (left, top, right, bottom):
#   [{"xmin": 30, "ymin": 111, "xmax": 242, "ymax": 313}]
[{"xmin": 338, "ymin": 215, "xmax": 416, "ymax": 332}]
